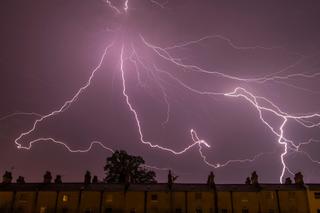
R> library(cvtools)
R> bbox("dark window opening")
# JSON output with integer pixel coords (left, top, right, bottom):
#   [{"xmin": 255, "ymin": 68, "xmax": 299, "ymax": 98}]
[
  {"xmin": 19, "ymin": 194, "xmax": 28, "ymax": 202},
  {"xmin": 315, "ymin": 192, "xmax": 320, "ymax": 199},
  {"xmin": 16, "ymin": 207, "xmax": 25, "ymax": 213},
  {"xmin": 151, "ymin": 208, "xmax": 158, "ymax": 213},
  {"xmin": 242, "ymin": 209, "xmax": 249, "ymax": 213},
  {"xmin": 196, "ymin": 209, "xmax": 202, "ymax": 213},
  {"xmin": 175, "ymin": 208, "xmax": 182, "ymax": 213},
  {"xmin": 105, "ymin": 208, "xmax": 112, "ymax": 213},
  {"xmin": 151, "ymin": 194, "xmax": 158, "ymax": 201}
]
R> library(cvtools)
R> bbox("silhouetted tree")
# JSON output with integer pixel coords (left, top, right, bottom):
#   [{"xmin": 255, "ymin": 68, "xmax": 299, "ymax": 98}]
[
  {"xmin": 294, "ymin": 172, "xmax": 304, "ymax": 185},
  {"xmin": 2, "ymin": 171, "xmax": 12, "ymax": 184},
  {"xmin": 16, "ymin": 176, "xmax": 25, "ymax": 184},
  {"xmin": 84, "ymin": 171, "xmax": 91, "ymax": 184},
  {"xmin": 92, "ymin": 176, "xmax": 98, "ymax": 184},
  {"xmin": 285, "ymin": 177, "xmax": 292, "ymax": 184},
  {"xmin": 104, "ymin": 150, "xmax": 156, "ymax": 184},
  {"xmin": 54, "ymin": 175, "xmax": 62, "ymax": 184},
  {"xmin": 43, "ymin": 171, "xmax": 52, "ymax": 184}
]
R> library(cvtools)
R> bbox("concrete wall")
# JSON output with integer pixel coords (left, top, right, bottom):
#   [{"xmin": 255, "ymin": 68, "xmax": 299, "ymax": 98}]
[
  {"xmin": 35, "ymin": 191, "xmax": 57, "ymax": 213},
  {"xmin": 79, "ymin": 191, "xmax": 101, "ymax": 213},
  {"xmin": 13, "ymin": 191, "xmax": 37, "ymax": 213},
  {"xmin": 102, "ymin": 191, "xmax": 125, "ymax": 212},
  {"xmin": 146, "ymin": 191, "xmax": 171, "ymax": 212},
  {"xmin": 307, "ymin": 190, "xmax": 320, "ymax": 213},
  {"xmin": 0, "ymin": 186, "xmax": 314, "ymax": 213},
  {"xmin": 232, "ymin": 192, "xmax": 260, "ymax": 213},
  {"xmin": 0, "ymin": 191, "xmax": 14, "ymax": 213},
  {"xmin": 124, "ymin": 191, "xmax": 145, "ymax": 212},
  {"xmin": 187, "ymin": 191, "xmax": 214, "ymax": 213},
  {"xmin": 258, "ymin": 191, "xmax": 279, "ymax": 213},
  {"xmin": 56, "ymin": 191, "xmax": 80, "ymax": 213},
  {"xmin": 217, "ymin": 191, "xmax": 232, "ymax": 212},
  {"xmin": 278, "ymin": 190, "xmax": 309, "ymax": 213},
  {"xmin": 171, "ymin": 192, "xmax": 186, "ymax": 212}
]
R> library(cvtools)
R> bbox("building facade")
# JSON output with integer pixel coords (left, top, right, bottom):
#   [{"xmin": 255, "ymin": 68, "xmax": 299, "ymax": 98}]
[{"xmin": 0, "ymin": 183, "xmax": 319, "ymax": 213}]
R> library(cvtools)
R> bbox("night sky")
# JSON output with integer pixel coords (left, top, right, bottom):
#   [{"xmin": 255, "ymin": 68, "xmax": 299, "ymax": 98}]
[{"xmin": 1, "ymin": 0, "xmax": 320, "ymax": 183}]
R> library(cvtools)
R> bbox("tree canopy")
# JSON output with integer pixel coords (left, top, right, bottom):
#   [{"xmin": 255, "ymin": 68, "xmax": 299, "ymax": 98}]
[{"xmin": 104, "ymin": 150, "xmax": 156, "ymax": 184}]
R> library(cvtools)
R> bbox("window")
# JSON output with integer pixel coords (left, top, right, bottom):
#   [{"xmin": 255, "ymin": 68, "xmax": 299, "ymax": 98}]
[
  {"xmin": 196, "ymin": 209, "xmax": 202, "ymax": 213},
  {"xmin": 242, "ymin": 209, "xmax": 249, "ymax": 213},
  {"xmin": 288, "ymin": 191, "xmax": 295, "ymax": 200},
  {"xmin": 175, "ymin": 209, "xmax": 182, "ymax": 213},
  {"xmin": 130, "ymin": 209, "xmax": 136, "ymax": 213},
  {"xmin": 195, "ymin": 192, "xmax": 202, "ymax": 200},
  {"xmin": 106, "ymin": 194, "xmax": 113, "ymax": 202},
  {"xmin": 151, "ymin": 194, "xmax": 158, "ymax": 202},
  {"xmin": 62, "ymin": 195, "xmax": 69, "ymax": 202},
  {"xmin": 17, "ymin": 206, "xmax": 26, "ymax": 212},
  {"xmin": 17, "ymin": 207, "xmax": 25, "ymax": 213},
  {"xmin": 289, "ymin": 207, "xmax": 297, "ymax": 213},
  {"xmin": 221, "ymin": 209, "xmax": 228, "ymax": 213},
  {"xmin": 315, "ymin": 192, "xmax": 320, "ymax": 199},
  {"xmin": 40, "ymin": 207, "xmax": 47, "ymax": 213},
  {"xmin": 105, "ymin": 208, "xmax": 112, "ymax": 213},
  {"xmin": 19, "ymin": 193, "xmax": 28, "ymax": 202},
  {"xmin": 151, "ymin": 208, "xmax": 158, "ymax": 213}
]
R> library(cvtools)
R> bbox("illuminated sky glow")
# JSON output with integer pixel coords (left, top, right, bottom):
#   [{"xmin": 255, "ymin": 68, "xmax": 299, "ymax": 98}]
[{"xmin": 1, "ymin": 0, "xmax": 320, "ymax": 183}]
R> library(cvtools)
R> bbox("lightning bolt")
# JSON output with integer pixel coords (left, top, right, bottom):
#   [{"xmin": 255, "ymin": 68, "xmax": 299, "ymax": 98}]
[
  {"xmin": 139, "ymin": 35, "xmax": 320, "ymax": 183},
  {"xmin": 120, "ymin": 45, "xmax": 212, "ymax": 155},
  {"xmin": 0, "ymin": 112, "xmax": 42, "ymax": 122},
  {"xmin": 104, "ymin": 0, "xmax": 121, "ymax": 14},
  {"xmin": 104, "ymin": 0, "xmax": 168, "ymax": 14},
  {"xmin": 14, "ymin": 42, "xmax": 115, "ymax": 150},
  {"xmin": 7, "ymin": 1, "xmax": 320, "ymax": 183}
]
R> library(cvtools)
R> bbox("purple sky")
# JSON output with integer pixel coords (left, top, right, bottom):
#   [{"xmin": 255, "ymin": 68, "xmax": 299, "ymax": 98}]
[{"xmin": 1, "ymin": 0, "xmax": 320, "ymax": 183}]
